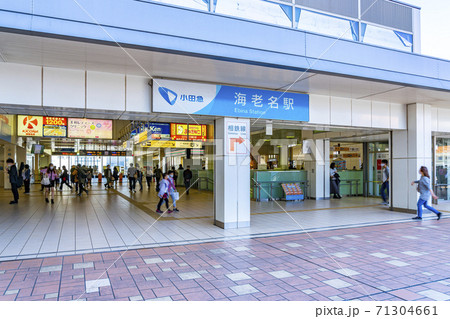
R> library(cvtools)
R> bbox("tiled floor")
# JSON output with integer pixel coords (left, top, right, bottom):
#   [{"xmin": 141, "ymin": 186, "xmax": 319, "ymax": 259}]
[
  {"xmin": 0, "ymin": 182, "xmax": 444, "ymax": 261},
  {"xmin": 0, "ymin": 218, "xmax": 449, "ymax": 301}
]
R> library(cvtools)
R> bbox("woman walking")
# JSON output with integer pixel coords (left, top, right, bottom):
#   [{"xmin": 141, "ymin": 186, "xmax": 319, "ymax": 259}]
[
  {"xmin": 168, "ymin": 171, "xmax": 179, "ymax": 212},
  {"xmin": 330, "ymin": 163, "xmax": 341, "ymax": 199},
  {"xmin": 156, "ymin": 173, "xmax": 172, "ymax": 214},
  {"xmin": 411, "ymin": 166, "xmax": 442, "ymax": 220},
  {"xmin": 44, "ymin": 163, "xmax": 58, "ymax": 204},
  {"xmin": 59, "ymin": 165, "xmax": 73, "ymax": 191}
]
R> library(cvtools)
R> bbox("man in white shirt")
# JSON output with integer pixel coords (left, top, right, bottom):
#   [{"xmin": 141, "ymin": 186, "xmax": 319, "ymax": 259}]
[{"xmin": 127, "ymin": 163, "xmax": 137, "ymax": 192}]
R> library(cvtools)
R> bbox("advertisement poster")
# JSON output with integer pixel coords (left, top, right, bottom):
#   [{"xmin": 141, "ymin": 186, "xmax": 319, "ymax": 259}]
[
  {"xmin": 43, "ymin": 117, "xmax": 67, "ymax": 137},
  {"xmin": 171, "ymin": 123, "xmax": 188, "ymax": 141},
  {"xmin": 188, "ymin": 124, "xmax": 207, "ymax": 141},
  {"xmin": 0, "ymin": 114, "xmax": 13, "ymax": 143},
  {"xmin": 18, "ymin": 115, "xmax": 43, "ymax": 137},
  {"xmin": 147, "ymin": 122, "xmax": 171, "ymax": 140},
  {"xmin": 68, "ymin": 118, "xmax": 113, "ymax": 139}
]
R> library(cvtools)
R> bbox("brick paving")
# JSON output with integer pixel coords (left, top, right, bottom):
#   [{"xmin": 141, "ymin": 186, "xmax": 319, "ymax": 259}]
[{"xmin": 0, "ymin": 217, "xmax": 449, "ymax": 301}]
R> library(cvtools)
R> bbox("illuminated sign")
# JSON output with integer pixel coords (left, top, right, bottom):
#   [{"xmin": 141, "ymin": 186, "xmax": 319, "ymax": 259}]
[
  {"xmin": 68, "ymin": 118, "xmax": 113, "ymax": 139},
  {"xmin": 78, "ymin": 150, "xmax": 128, "ymax": 156},
  {"xmin": 18, "ymin": 115, "xmax": 43, "ymax": 137},
  {"xmin": 147, "ymin": 122, "xmax": 171, "ymax": 140},
  {"xmin": 145, "ymin": 141, "xmax": 202, "ymax": 148},
  {"xmin": 171, "ymin": 123, "xmax": 188, "ymax": 141},
  {"xmin": 43, "ymin": 117, "xmax": 67, "ymax": 137},
  {"xmin": 52, "ymin": 151, "xmax": 78, "ymax": 156},
  {"xmin": 188, "ymin": 124, "xmax": 207, "ymax": 141},
  {"xmin": 134, "ymin": 131, "xmax": 148, "ymax": 144}
]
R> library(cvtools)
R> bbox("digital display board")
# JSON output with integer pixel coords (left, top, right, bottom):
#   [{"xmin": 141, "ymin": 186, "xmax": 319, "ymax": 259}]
[
  {"xmin": 188, "ymin": 124, "xmax": 207, "ymax": 142},
  {"xmin": 68, "ymin": 118, "xmax": 113, "ymax": 139},
  {"xmin": 79, "ymin": 150, "xmax": 128, "ymax": 156},
  {"xmin": 171, "ymin": 123, "xmax": 188, "ymax": 141},
  {"xmin": 43, "ymin": 117, "xmax": 67, "ymax": 137},
  {"xmin": 18, "ymin": 115, "xmax": 43, "ymax": 137}
]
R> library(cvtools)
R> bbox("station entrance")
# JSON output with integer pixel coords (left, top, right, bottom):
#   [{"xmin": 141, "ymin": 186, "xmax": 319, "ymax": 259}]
[{"xmin": 0, "ymin": 113, "xmax": 421, "ymax": 261}]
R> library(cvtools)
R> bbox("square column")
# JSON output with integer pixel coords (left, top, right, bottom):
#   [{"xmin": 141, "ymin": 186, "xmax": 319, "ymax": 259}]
[
  {"xmin": 392, "ymin": 103, "xmax": 432, "ymax": 212},
  {"xmin": 214, "ymin": 118, "xmax": 250, "ymax": 229},
  {"xmin": 303, "ymin": 138, "xmax": 330, "ymax": 199}
]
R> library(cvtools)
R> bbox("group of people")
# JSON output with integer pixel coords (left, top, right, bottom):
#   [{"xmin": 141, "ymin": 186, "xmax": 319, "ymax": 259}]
[
  {"xmin": 124, "ymin": 163, "xmax": 193, "ymax": 214},
  {"xmin": 329, "ymin": 160, "xmax": 442, "ymax": 220}
]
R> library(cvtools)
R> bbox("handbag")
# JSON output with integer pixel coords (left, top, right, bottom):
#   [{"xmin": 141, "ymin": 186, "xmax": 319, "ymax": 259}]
[
  {"xmin": 172, "ymin": 191, "xmax": 180, "ymax": 201},
  {"xmin": 41, "ymin": 176, "xmax": 50, "ymax": 186}
]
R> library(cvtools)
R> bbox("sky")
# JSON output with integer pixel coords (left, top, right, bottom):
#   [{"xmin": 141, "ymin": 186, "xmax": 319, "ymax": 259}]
[{"xmin": 405, "ymin": 0, "xmax": 450, "ymax": 60}]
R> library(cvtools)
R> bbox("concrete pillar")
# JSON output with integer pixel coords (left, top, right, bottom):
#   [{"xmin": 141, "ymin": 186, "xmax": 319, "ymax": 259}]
[
  {"xmin": 214, "ymin": 117, "xmax": 250, "ymax": 229},
  {"xmin": 392, "ymin": 103, "xmax": 432, "ymax": 212},
  {"xmin": 304, "ymin": 139, "xmax": 330, "ymax": 199}
]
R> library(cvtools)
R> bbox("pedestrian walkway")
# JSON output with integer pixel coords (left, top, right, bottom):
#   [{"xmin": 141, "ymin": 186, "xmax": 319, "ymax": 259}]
[
  {"xmin": 0, "ymin": 218, "xmax": 449, "ymax": 301},
  {"xmin": 0, "ymin": 182, "xmax": 444, "ymax": 261}
]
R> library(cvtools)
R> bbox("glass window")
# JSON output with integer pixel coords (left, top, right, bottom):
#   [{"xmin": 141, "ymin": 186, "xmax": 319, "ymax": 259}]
[
  {"xmin": 150, "ymin": 0, "xmax": 209, "ymax": 11},
  {"xmin": 297, "ymin": 9, "xmax": 356, "ymax": 41},
  {"xmin": 435, "ymin": 138, "xmax": 450, "ymax": 201},
  {"xmin": 361, "ymin": 23, "xmax": 413, "ymax": 52},
  {"xmin": 215, "ymin": 0, "xmax": 292, "ymax": 28}
]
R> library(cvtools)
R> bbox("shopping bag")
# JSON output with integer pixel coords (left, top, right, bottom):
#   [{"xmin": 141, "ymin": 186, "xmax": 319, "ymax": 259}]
[{"xmin": 173, "ymin": 191, "xmax": 180, "ymax": 201}]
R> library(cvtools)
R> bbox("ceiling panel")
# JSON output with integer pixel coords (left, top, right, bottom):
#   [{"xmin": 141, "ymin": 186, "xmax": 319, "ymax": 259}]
[{"xmin": 0, "ymin": 31, "xmax": 449, "ymax": 107}]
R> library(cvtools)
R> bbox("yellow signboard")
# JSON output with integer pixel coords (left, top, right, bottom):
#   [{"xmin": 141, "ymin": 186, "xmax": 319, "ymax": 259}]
[
  {"xmin": 18, "ymin": 115, "xmax": 43, "ymax": 137},
  {"xmin": 145, "ymin": 140, "xmax": 202, "ymax": 148},
  {"xmin": 134, "ymin": 131, "xmax": 148, "ymax": 144}
]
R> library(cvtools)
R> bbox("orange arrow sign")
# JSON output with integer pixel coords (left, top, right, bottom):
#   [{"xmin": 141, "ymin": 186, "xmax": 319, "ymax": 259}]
[{"xmin": 230, "ymin": 137, "xmax": 245, "ymax": 152}]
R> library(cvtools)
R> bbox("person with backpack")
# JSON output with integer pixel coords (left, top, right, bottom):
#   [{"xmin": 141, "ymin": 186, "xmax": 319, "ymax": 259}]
[
  {"xmin": 23, "ymin": 164, "xmax": 31, "ymax": 194},
  {"xmin": 183, "ymin": 166, "xmax": 193, "ymax": 195},
  {"xmin": 6, "ymin": 158, "xmax": 19, "ymax": 204},
  {"xmin": 77, "ymin": 164, "xmax": 89, "ymax": 196},
  {"xmin": 154, "ymin": 165, "xmax": 162, "ymax": 191},
  {"xmin": 156, "ymin": 173, "xmax": 172, "ymax": 214},
  {"xmin": 112, "ymin": 167, "xmax": 119, "ymax": 188},
  {"xmin": 43, "ymin": 163, "xmax": 58, "ymax": 204},
  {"xmin": 59, "ymin": 166, "xmax": 72, "ymax": 191},
  {"xmin": 104, "ymin": 165, "xmax": 112, "ymax": 189}
]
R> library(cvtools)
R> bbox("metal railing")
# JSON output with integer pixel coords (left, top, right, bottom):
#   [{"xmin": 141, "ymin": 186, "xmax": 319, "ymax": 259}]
[
  {"xmin": 252, "ymin": 180, "xmax": 309, "ymax": 202},
  {"xmin": 338, "ymin": 179, "xmax": 361, "ymax": 196}
]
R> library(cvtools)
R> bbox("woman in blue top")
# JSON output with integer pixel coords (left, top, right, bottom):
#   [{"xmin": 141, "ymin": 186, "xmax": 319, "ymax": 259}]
[
  {"xmin": 156, "ymin": 173, "xmax": 172, "ymax": 214},
  {"xmin": 411, "ymin": 166, "xmax": 442, "ymax": 220}
]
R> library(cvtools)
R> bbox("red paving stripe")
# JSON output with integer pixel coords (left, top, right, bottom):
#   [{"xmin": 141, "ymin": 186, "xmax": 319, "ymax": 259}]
[{"xmin": 0, "ymin": 218, "xmax": 449, "ymax": 300}]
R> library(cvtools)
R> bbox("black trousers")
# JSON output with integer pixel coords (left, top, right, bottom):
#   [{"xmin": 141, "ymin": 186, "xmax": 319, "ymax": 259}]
[
  {"xmin": 146, "ymin": 176, "xmax": 152, "ymax": 188},
  {"xmin": 11, "ymin": 183, "xmax": 19, "ymax": 202},
  {"xmin": 156, "ymin": 177, "xmax": 161, "ymax": 191},
  {"xmin": 60, "ymin": 180, "xmax": 72, "ymax": 190},
  {"xmin": 184, "ymin": 180, "xmax": 191, "ymax": 194},
  {"xmin": 129, "ymin": 177, "xmax": 136, "ymax": 190},
  {"xmin": 78, "ymin": 183, "xmax": 88, "ymax": 195},
  {"xmin": 157, "ymin": 197, "xmax": 169, "ymax": 211},
  {"xmin": 24, "ymin": 180, "xmax": 30, "ymax": 193}
]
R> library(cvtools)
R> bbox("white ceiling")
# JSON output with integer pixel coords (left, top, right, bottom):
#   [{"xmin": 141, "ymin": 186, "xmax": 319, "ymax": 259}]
[{"xmin": 0, "ymin": 31, "xmax": 450, "ymax": 107}]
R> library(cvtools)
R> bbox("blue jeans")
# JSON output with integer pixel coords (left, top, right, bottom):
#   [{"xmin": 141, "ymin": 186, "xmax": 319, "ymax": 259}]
[
  {"xmin": 380, "ymin": 181, "xmax": 389, "ymax": 203},
  {"xmin": 417, "ymin": 198, "xmax": 440, "ymax": 218}
]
